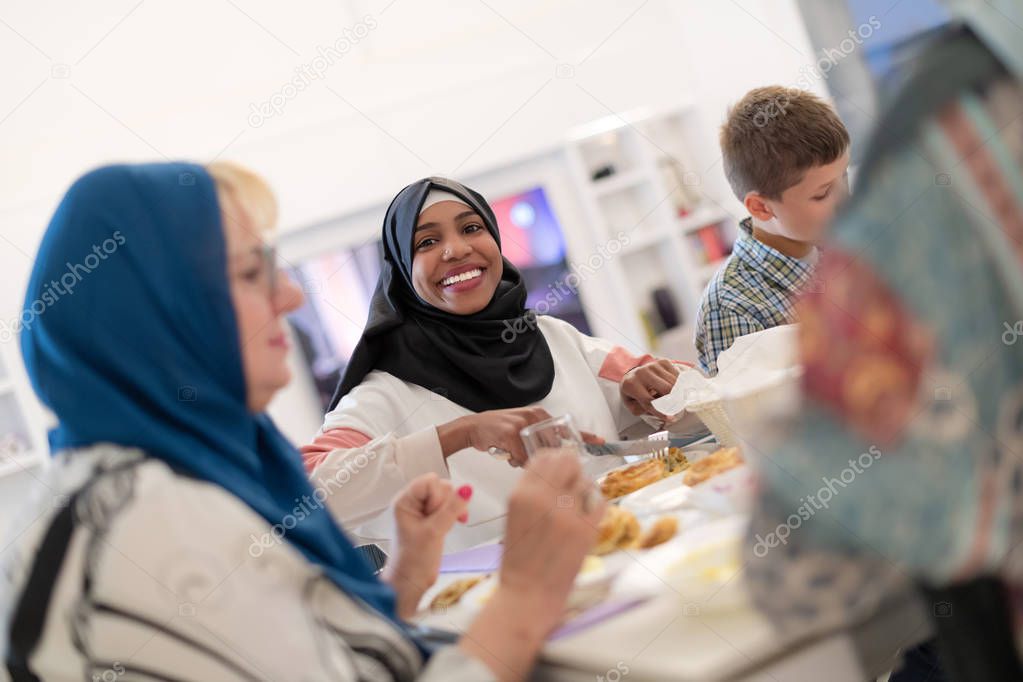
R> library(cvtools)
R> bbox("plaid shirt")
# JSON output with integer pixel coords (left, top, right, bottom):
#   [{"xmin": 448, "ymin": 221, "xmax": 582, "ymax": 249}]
[{"xmin": 694, "ymin": 218, "xmax": 814, "ymax": 375}]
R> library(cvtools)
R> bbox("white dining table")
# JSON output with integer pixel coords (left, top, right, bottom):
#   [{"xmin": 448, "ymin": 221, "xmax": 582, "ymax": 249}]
[
  {"xmin": 414, "ymin": 517, "xmax": 931, "ymax": 681},
  {"xmin": 533, "ymin": 585, "xmax": 931, "ymax": 681},
  {"xmin": 413, "ymin": 429, "xmax": 932, "ymax": 681}
]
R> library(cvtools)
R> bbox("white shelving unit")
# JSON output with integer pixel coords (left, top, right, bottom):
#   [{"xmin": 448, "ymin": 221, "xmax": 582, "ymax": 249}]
[{"xmin": 565, "ymin": 106, "xmax": 737, "ymax": 361}]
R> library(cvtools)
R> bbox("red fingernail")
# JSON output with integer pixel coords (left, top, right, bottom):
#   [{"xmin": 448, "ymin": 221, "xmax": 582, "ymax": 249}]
[
  {"xmin": 457, "ymin": 485, "xmax": 473, "ymax": 500},
  {"xmin": 457, "ymin": 512, "xmax": 468, "ymax": 523}
]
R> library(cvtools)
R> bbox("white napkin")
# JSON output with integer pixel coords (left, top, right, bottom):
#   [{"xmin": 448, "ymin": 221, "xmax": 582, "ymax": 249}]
[{"xmin": 651, "ymin": 324, "xmax": 802, "ymax": 418}]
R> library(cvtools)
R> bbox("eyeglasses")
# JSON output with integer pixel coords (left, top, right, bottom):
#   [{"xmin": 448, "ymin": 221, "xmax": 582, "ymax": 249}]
[
  {"xmin": 231, "ymin": 243, "xmax": 280, "ymax": 298},
  {"xmin": 260, "ymin": 243, "xmax": 279, "ymax": 299}
]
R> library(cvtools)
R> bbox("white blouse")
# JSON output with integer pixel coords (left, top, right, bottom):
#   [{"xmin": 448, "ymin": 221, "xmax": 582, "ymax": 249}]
[
  {"xmin": 303, "ymin": 316, "xmax": 661, "ymax": 552},
  {"xmin": 0, "ymin": 445, "xmax": 494, "ymax": 682}
]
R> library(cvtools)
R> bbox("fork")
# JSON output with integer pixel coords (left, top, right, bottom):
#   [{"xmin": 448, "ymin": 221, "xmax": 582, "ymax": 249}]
[{"xmin": 584, "ymin": 431, "xmax": 672, "ymax": 461}]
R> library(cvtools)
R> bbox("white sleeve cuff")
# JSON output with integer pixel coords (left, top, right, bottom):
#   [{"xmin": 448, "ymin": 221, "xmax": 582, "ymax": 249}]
[{"xmin": 393, "ymin": 426, "xmax": 449, "ymax": 482}]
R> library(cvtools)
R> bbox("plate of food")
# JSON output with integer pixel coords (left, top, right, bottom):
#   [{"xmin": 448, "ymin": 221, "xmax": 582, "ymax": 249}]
[
  {"xmin": 613, "ymin": 515, "xmax": 750, "ymax": 612},
  {"xmin": 682, "ymin": 446, "xmax": 744, "ymax": 486},
  {"xmin": 428, "ymin": 574, "xmax": 491, "ymax": 613},
  {"xmin": 424, "ymin": 554, "xmax": 628, "ymax": 618},
  {"xmin": 596, "ymin": 443, "xmax": 715, "ymax": 501},
  {"xmin": 593, "ymin": 505, "xmax": 682, "ymax": 555},
  {"xmin": 663, "ymin": 516, "xmax": 749, "ymax": 611},
  {"xmin": 420, "ymin": 505, "xmax": 687, "ymax": 619},
  {"xmin": 617, "ymin": 446, "xmax": 752, "ymax": 516}
]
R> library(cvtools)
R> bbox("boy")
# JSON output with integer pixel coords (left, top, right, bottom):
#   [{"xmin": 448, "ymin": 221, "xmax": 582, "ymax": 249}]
[{"xmin": 695, "ymin": 86, "xmax": 850, "ymax": 375}]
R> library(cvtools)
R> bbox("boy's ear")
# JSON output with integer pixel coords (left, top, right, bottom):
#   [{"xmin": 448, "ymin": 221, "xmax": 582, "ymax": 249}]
[{"xmin": 744, "ymin": 192, "xmax": 774, "ymax": 222}]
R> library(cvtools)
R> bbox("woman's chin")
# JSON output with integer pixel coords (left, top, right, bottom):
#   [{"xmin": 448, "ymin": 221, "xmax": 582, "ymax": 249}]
[
  {"xmin": 248, "ymin": 371, "xmax": 292, "ymax": 412},
  {"xmin": 438, "ymin": 283, "xmax": 498, "ymax": 315}
]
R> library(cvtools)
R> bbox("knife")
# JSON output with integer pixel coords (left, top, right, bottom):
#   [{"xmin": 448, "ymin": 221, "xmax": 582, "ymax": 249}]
[
  {"xmin": 488, "ymin": 429, "xmax": 712, "ymax": 461},
  {"xmin": 583, "ymin": 432, "xmax": 711, "ymax": 457}
]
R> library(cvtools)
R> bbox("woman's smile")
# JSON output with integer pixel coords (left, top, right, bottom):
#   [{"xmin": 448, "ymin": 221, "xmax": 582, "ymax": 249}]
[{"xmin": 439, "ymin": 264, "xmax": 487, "ymax": 292}]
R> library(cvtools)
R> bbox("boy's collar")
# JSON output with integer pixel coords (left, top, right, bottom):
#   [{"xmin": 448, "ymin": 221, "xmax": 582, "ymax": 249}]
[
  {"xmin": 745, "ymin": 217, "xmax": 815, "ymax": 259},
  {"xmin": 734, "ymin": 217, "xmax": 815, "ymax": 292}
]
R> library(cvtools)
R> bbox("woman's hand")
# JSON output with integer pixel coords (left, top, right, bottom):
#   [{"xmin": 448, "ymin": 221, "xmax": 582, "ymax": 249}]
[
  {"xmin": 436, "ymin": 407, "xmax": 541, "ymax": 466},
  {"xmin": 437, "ymin": 407, "xmax": 605, "ymax": 467},
  {"xmin": 382, "ymin": 474, "xmax": 471, "ymax": 619},
  {"xmin": 460, "ymin": 450, "xmax": 605, "ymax": 680},
  {"xmin": 620, "ymin": 359, "xmax": 681, "ymax": 419},
  {"xmin": 498, "ymin": 450, "xmax": 605, "ymax": 629}
]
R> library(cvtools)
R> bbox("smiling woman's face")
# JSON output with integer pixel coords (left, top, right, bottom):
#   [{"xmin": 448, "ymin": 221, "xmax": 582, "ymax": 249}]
[{"xmin": 410, "ymin": 200, "xmax": 503, "ymax": 315}]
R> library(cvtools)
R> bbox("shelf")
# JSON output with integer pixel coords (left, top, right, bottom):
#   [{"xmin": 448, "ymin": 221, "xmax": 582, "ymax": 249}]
[
  {"xmin": 565, "ymin": 105, "xmax": 724, "ymax": 353},
  {"xmin": 620, "ymin": 227, "xmax": 670, "ymax": 255},
  {"xmin": 567, "ymin": 107, "xmax": 653, "ymax": 141},
  {"xmin": 567, "ymin": 103, "xmax": 695, "ymax": 141},
  {"xmin": 676, "ymin": 205, "xmax": 729, "ymax": 234},
  {"xmin": 698, "ymin": 261, "xmax": 727, "ymax": 281},
  {"xmin": 591, "ymin": 168, "xmax": 648, "ymax": 196}
]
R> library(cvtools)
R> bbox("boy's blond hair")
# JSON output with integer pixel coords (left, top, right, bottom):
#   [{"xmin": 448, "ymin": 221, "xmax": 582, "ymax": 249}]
[
  {"xmin": 207, "ymin": 160, "xmax": 278, "ymax": 233},
  {"xmin": 720, "ymin": 86, "xmax": 849, "ymax": 200}
]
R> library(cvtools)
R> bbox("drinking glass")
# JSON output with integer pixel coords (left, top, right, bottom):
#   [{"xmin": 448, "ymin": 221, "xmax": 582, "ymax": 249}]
[{"xmin": 519, "ymin": 414, "xmax": 584, "ymax": 459}]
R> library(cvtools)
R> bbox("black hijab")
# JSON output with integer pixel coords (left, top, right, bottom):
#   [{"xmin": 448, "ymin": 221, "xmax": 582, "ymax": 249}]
[{"xmin": 328, "ymin": 177, "xmax": 555, "ymax": 413}]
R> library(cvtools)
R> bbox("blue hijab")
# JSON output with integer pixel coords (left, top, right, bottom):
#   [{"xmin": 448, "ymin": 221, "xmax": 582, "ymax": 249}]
[{"xmin": 20, "ymin": 162, "xmax": 397, "ymax": 621}]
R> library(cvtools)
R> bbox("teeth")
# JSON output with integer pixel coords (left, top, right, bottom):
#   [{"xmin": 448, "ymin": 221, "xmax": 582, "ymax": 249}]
[{"xmin": 441, "ymin": 268, "xmax": 482, "ymax": 286}]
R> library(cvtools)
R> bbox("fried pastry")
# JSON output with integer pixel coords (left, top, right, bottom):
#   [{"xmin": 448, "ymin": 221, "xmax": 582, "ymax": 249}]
[
  {"xmin": 600, "ymin": 459, "xmax": 667, "ymax": 499},
  {"xmin": 637, "ymin": 515, "xmax": 679, "ymax": 549},
  {"xmin": 594, "ymin": 505, "xmax": 632, "ymax": 555},
  {"xmin": 617, "ymin": 510, "xmax": 642, "ymax": 549},
  {"xmin": 665, "ymin": 447, "xmax": 690, "ymax": 474},
  {"xmin": 682, "ymin": 447, "xmax": 743, "ymax": 486},
  {"xmin": 429, "ymin": 575, "xmax": 487, "ymax": 611}
]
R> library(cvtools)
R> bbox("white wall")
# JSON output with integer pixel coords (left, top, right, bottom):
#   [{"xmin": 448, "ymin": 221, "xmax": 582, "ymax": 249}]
[{"xmin": 0, "ymin": 0, "xmax": 822, "ymax": 508}]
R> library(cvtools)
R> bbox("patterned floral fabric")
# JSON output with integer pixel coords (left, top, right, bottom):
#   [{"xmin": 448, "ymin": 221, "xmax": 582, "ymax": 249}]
[{"xmin": 744, "ymin": 35, "xmax": 1023, "ymax": 634}]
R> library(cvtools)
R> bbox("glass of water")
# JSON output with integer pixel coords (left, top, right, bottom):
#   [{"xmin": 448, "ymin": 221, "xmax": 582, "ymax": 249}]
[{"xmin": 519, "ymin": 414, "xmax": 584, "ymax": 459}]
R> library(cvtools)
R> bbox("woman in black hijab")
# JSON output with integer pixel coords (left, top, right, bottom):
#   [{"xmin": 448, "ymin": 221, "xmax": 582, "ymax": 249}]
[
  {"xmin": 335, "ymin": 176, "xmax": 556, "ymax": 416},
  {"xmin": 302, "ymin": 177, "xmax": 686, "ymax": 551}
]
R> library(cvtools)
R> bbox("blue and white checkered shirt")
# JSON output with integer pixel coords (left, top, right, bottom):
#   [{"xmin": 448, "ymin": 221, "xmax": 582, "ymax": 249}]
[{"xmin": 694, "ymin": 218, "xmax": 815, "ymax": 375}]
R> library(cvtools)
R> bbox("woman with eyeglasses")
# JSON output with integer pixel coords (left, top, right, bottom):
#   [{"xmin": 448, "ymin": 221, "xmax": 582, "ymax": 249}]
[
  {"xmin": 301, "ymin": 177, "xmax": 693, "ymax": 552},
  {"xmin": 1, "ymin": 162, "xmax": 605, "ymax": 682}
]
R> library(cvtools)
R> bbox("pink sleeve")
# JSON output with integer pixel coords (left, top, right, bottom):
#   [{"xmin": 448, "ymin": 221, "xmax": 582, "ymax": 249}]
[
  {"xmin": 597, "ymin": 346, "xmax": 693, "ymax": 382},
  {"xmin": 300, "ymin": 427, "xmax": 372, "ymax": 474}
]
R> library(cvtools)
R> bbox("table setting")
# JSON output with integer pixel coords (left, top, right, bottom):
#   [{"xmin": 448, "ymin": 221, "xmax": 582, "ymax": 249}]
[{"xmin": 410, "ymin": 326, "xmax": 928, "ymax": 680}]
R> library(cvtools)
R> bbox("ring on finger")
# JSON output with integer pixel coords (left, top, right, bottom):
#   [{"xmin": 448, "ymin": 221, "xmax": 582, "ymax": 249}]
[{"xmin": 488, "ymin": 446, "xmax": 512, "ymax": 461}]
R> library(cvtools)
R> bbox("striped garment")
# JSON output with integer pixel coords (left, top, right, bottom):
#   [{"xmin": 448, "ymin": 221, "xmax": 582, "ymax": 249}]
[
  {"xmin": 694, "ymin": 218, "xmax": 815, "ymax": 375},
  {"xmin": 743, "ymin": 33, "xmax": 1023, "ymax": 634},
  {"xmin": 0, "ymin": 445, "xmax": 494, "ymax": 682}
]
